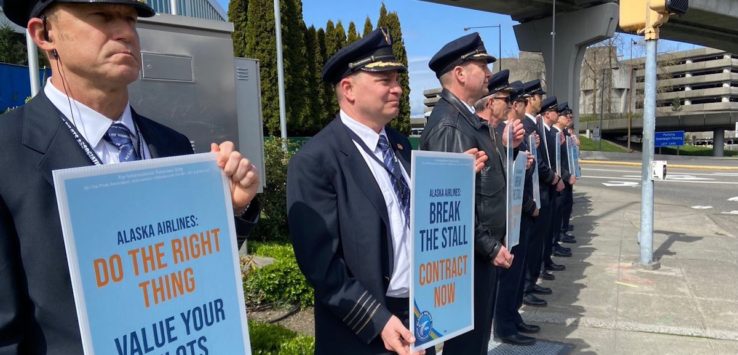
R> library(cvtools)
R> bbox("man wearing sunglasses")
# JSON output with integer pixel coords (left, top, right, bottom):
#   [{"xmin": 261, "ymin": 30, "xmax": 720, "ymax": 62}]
[{"xmin": 420, "ymin": 34, "xmax": 523, "ymax": 354}]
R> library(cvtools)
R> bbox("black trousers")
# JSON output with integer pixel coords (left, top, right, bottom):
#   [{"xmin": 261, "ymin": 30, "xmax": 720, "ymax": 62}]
[
  {"xmin": 494, "ymin": 214, "xmax": 534, "ymax": 337},
  {"xmin": 443, "ymin": 257, "xmax": 498, "ymax": 355},
  {"xmin": 561, "ymin": 186, "xmax": 574, "ymax": 232},
  {"xmin": 525, "ymin": 192, "xmax": 551, "ymax": 293},
  {"xmin": 544, "ymin": 191, "xmax": 562, "ymax": 263}
]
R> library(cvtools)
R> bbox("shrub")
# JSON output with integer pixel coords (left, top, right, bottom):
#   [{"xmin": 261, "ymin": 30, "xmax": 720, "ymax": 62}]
[
  {"xmin": 248, "ymin": 320, "xmax": 315, "ymax": 355},
  {"xmin": 248, "ymin": 241, "xmax": 295, "ymax": 259},
  {"xmin": 248, "ymin": 320, "xmax": 297, "ymax": 355},
  {"xmin": 244, "ymin": 250, "xmax": 314, "ymax": 308},
  {"xmin": 253, "ymin": 138, "xmax": 297, "ymax": 242},
  {"xmin": 279, "ymin": 335, "xmax": 315, "ymax": 355}
]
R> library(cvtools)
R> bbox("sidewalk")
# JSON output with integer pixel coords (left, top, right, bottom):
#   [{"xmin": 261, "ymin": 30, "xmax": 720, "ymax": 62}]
[{"xmin": 489, "ymin": 184, "xmax": 738, "ymax": 354}]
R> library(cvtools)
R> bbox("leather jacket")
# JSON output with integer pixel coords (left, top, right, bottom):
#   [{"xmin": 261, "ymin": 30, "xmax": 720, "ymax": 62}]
[{"xmin": 420, "ymin": 89, "xmax": 506, "ymax": 263}]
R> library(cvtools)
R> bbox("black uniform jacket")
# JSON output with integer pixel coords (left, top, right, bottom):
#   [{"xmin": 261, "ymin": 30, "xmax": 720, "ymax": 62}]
[
  {"xmin": 420, "ymin": 89, "xmax": 505, "ymax": 262},
  {"xmin": 0, "ymin": 92, "xmax": 258, "ymax": 354},
  {"xmin": 287, "ymin": 116, "xmax": 412, "ymax": 354}
]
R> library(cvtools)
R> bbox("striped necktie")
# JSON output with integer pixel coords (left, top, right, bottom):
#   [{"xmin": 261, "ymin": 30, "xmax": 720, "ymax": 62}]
[{"xmin": 377, "ymin": 135, "xmax": 410, "ymax": 227}]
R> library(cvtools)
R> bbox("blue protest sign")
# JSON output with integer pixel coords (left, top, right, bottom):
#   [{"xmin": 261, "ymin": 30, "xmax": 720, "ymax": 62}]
[
  {"xmin": 410, "ymin": 151, "xmax": 475, "ymax": 351},
  {"xmin": 529, "ymin": 134, "xmax": 541, "ymax": 210},
  {"xmin": 567, "ymin": 136, "xmax": 575, "ymax": 175},
  {"xmin": 506, "ymin": 154, "xmax": 527, "ymax": 250},
  {"xmin": 555, "ymin": 131, "xmax": 562, "ymax": 175},
  {"xmin": 53, "ymin": 154, "xmax": 251, "ymax": 355}
]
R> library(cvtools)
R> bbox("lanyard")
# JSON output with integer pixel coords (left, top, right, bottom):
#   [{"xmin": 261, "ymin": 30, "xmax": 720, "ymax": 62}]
[
  {"xmin": 341, "ymin": 122, "xmax": 405, "ymax": 180},
  {"xmin": 57, "ymin": 112, "xmax": 146, "ymax": 165}
]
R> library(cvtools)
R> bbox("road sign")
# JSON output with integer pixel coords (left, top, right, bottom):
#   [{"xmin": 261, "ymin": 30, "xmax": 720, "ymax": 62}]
[{"xmin": 654, "ymin": 130, "xmax": 685, "ymax": 147}]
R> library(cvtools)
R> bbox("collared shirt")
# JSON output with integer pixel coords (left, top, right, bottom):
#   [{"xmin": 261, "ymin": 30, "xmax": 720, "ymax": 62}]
[
  {"xmin": 462, "ymin": 100, "xmax": 476, "ymax": 114},
  {"xmin": 340, "ymin": 110, "xmax": 410, "ymax": 298},
  {"xmin": 44, "ymin": 78, "xmax": 150, "ymax": 164}
]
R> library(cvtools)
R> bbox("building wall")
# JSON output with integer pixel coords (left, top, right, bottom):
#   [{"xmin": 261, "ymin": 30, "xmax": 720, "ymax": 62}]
[
  {"xmin": 422, "ymin": 46, "xmax": 738, "ymax": 123},
  {"xmin": 146, "ymin": 0, "xmax": 227, "ymax": 21}
]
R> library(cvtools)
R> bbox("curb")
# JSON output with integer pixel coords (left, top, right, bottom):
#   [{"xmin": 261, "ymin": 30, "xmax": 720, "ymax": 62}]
[{"xmin": 580, "ymin": 160, "xmax": 738, "ymax": 171}]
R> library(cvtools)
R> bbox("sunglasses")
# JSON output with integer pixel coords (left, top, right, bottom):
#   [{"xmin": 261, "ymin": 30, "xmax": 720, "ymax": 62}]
[{"xmin": 491, "ymin": 96, "xmax": 511, "ymax": 104}]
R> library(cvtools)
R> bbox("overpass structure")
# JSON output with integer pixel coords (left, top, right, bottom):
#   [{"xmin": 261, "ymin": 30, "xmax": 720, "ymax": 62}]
[{"xmin": 421, "ymin": 0, "xmax": 738, "ymax": 155}]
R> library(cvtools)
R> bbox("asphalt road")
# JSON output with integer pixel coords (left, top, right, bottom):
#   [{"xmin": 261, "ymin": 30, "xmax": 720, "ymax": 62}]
[{"xmin": 578, "ymin": 162, "xmax": 738, "ymax": 233}]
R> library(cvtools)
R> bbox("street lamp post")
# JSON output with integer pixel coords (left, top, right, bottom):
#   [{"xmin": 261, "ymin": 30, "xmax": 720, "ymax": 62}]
[{"xmin": 463, "ymin": 25, "xmax": 502, "ymax": 70}]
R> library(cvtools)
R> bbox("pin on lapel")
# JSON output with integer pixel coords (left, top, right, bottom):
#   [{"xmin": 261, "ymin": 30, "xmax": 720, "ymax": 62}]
[{"xmin": 396, "ymin": 144, "xmax": 403, "ymax": 150}]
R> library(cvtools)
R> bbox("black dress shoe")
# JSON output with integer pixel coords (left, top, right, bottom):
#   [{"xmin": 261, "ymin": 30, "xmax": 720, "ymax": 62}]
[
  {"xmin": 540, "ymin": 270, "xmax": 555, "ymax": 280},
  {"xmin": 567, "ymin": 225, "xmax": 574, "ymax": 232},
  {"xmin": 545, "ymin": 262, "xmax": 566, "ymax": 271},
  {"xmin": 553, "ymin": 245, "xmax": 572, "ymax": 257},
  {"xmin": 516, "ymin": 322, "xmax": 541, "ymax": 334},
  {"xmin": 531, "ymin": 284, "xmax": 552, "ymax": 295},
  {"xmin": 561, "ymin": 235, "xmax": 577, "ymax": 244},
  {"xmin": 554, "ymin": 243, "xmax": 571, "ymax": 252},
  {"xmin": 523, "ymin": 294, "xmax": 547, "ymax": 307},
  {"xmin": 498, "ymin": 333, "xmax": 536, "ymax": 346}
]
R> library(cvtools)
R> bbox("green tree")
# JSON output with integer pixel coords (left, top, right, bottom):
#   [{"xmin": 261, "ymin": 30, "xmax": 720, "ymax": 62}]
[
  {"xmin": 316, "ymin": 28, "xmax": 332, "ymax": 128},
  {"xmin": 0, "ymin": 26, "xmax": 28, "ymax": 65},
  {"xmin": 377, "ymin": 4, "xmax": 411, "ymax": 135},
  {"xmin": 281, "ymin": 0, "xmax": 309, "ymax": 136},
  {"xmin": 322, "ymin": 20, "xmax": 346, "ymax": 119},
  {"xmin": 347, "ymin": 21, "xmax": 360, "ymax": 44},
  {"xmin": 228, "ymin": 0, "xmax": 248, "ymax": 57},
  {"xmin": 362, "ymin": 16, "xmax": 373, "ymax": 36},
  {"xmin": 244, "ymin": 0, "xmax": 279, "ymax": 135},
  {"xmin": 303, "ymin": 25, "xmax": 324, "ymax": 134},
  {"xmin": 243, "ymin": 0, "xmax": 309, "ymax": 136}
]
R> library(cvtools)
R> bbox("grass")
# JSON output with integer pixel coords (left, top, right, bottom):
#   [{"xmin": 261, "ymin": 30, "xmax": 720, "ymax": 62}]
[
  {"xmin": 657, "ymin": 145, "xmax": 738, "ymax": 157},
  {"xmin": 578, "ymin": 135, "xmax": 630, "ymax": 153}
]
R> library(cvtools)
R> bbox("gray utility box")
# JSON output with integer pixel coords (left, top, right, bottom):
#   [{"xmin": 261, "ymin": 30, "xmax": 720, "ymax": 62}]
[{"xmin": 130, "ymin": 14, "xmax": 265, "ymax": 192}]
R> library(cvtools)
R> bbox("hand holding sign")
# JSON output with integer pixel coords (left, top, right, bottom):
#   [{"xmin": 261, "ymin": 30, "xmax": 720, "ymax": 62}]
[
  {"xmin": 463, "ymin": 148, "xmax": 488, "ymax": 173},
  {"xmin": 210, "ymin": 142, "xmax": 259, "ymax": 213},
  {"xmin": 382, "ymin": 316, "xmax": 425, "ymax": 355},
  {"xmin": 501, "ymin": 120, "xmax": 525, "ymax": 148},
  {"xmin": 493, "ymin": 245, "xmax": 513, "ymax": 268}
]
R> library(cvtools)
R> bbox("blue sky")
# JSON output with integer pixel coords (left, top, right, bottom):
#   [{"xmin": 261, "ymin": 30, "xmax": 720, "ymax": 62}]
[{"xmin": 215, "ymin": 0, "xmax": 698, "ymax": 116}]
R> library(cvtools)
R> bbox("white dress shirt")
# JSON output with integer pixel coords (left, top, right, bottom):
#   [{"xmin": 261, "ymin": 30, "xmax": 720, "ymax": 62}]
[
  {"xmin": 340, "ymin": 110, "xmax": 410, "ymax": 298},
  {"xmin": 44, "ymin": 78, "xmax": 150, "ymax": 164},
  {"xmin": 462, "ymin": 100, "xmax": 475, "ymax": 114}
]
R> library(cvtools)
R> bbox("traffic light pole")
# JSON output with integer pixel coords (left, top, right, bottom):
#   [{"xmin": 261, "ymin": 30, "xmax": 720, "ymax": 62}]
[{"xmin": 639, "ymin": 38, "xmax": 657, "ymax": 267}]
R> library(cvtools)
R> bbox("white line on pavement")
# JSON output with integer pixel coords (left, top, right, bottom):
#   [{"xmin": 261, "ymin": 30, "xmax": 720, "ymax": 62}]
[
  {"xmin": 691, "ymin": 205, "xmax": 713, "ymax": 209},
  {"xmin": 729, "ymin": 197, "xmax": 738, "ymax": 202},
  {"xmin": 581, "ymin": 175, "xmax": 738, "ymax": 185},
  {"xmin": 721, "ymin": 210, "xmax": 738, "ymax": 215},
  {"xmin": 602, "ymin": 181, "xmax": 640, "ymax": 187}
]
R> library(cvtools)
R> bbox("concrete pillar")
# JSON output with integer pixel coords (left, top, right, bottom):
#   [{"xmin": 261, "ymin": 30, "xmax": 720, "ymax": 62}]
[
  {"xmin": 513, "ymin": 3, "xmax": 618, "ymax": 132},
  {"xmin": 714, "ymin": 129, "xmax": 725, "ymax": 156}
]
